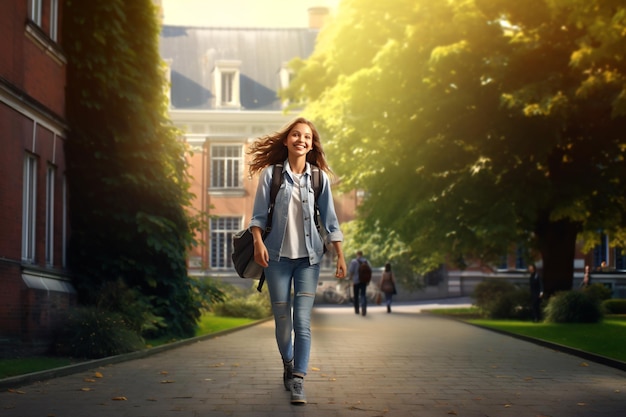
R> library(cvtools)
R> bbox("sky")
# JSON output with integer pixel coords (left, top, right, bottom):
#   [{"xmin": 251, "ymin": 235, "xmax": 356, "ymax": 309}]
[{"xmin": 161, "ymin": 0, "xmax": 342, "ymax": 28}]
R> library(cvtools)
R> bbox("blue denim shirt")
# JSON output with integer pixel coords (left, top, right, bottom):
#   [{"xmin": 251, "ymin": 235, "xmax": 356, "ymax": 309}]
[{"xmin": 249, "ymin": 160, "xmax": 343, "ymax": 265}]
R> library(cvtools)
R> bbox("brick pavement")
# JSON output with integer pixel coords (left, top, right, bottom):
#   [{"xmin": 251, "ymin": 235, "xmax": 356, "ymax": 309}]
[{"xmin": 1, "ymin": 301, "xmax": 625, "ymax": 417}]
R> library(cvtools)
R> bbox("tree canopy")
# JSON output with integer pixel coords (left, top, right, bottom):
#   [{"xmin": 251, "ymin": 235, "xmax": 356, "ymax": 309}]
[
  {"xmin": 284, "ymin": 0, "xmax": 626, "ymax": 294},
  {"xmin": 63, "ymin": 0, "xmax": 201, "ymax": 337}
]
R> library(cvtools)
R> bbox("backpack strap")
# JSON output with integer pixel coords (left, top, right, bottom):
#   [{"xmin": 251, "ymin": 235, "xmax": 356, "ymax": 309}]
[
  {"xmin": 266, "ymin": 164, "xmax": 283, "ymax": 233},
  {"xmin": 257, "ymin": 164, "xmax": 283, "ymax": 292},
  {"xmin": 311, "ymin": 165, "xmax": 321, "ymax": 201}
]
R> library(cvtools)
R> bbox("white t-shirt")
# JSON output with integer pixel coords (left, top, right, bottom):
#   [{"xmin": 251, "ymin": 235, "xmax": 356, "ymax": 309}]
[{"xmin": 281, "ymin": 173, "xmax": 308, "ymax": 259}]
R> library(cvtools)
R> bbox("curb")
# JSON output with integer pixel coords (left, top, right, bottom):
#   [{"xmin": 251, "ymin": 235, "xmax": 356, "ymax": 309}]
[{"xmin": 0, "ymin": 317, "xmax": 272, "ymax": 391}]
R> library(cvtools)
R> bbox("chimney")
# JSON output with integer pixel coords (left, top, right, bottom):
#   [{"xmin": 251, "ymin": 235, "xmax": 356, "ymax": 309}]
[{"xmin": 308, "ymin": 6, "xmax": 329, "ymax": 30}]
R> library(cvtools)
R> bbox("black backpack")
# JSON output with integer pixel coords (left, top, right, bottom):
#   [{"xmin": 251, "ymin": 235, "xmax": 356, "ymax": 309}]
[{"xmin": 358, "ymin": 259, "xmax": 372, "ymax": 284}]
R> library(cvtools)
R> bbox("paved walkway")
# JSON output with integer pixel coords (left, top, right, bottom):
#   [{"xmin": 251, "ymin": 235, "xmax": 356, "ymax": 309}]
[{"xmin": 1, "ymin": 299, "xmax": 625, "ymax": 417}]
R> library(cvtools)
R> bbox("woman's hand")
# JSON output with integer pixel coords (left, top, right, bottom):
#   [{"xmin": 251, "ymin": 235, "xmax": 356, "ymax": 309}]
[
  {"xmin": 332, "ymin": 241, "xmax": 347, "ymax": 278},
  {"xmin": 251, "ymin": 227, "xmax": 269, "ymax": 268}
]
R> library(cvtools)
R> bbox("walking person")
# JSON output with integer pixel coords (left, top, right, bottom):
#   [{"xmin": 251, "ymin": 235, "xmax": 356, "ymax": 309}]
[
  {"xmin": 528, "ymin": 264, "xmax": 543, "ymax": 322},
  {"xmin": 580, "ymin": 264, "xmax": 591, "ymax": 288},
  {"xmin": 379, "ymin": 262, "xmax": 397, "ymax": 313},
  {"xmin": 348, "ymin": 251, "xmax": 372, "ymax": 316},
  {"xmin": 248, "ymin": 117, "xmax": 347, "ymax": 405}
]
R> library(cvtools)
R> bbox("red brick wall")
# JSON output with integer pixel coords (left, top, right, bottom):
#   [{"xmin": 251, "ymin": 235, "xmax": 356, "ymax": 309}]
[{"xmin": 0, "ymin": 0, "xmax": 71, "ymax": 348}]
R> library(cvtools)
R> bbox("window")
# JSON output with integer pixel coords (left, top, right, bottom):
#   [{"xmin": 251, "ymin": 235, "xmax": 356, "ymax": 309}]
[
  {"xmin": 210, "ymin": 145, "xmax": 242, "ymax": 189},
  {"xmin": 49, "ymin": 0, "xmax": 59, "ymax": 41},
  {"xmin": 278, "ymin": 63, "xmax": 295, "ymax": 109},
  {"xmin": 210, "ymin": 217, "xmax": 241, "ymax": 269},
  {"xmin": 616, "ymin": 248, "xmax": 626, "ymax": 271},
  {"xmin": 213, "ymin": 60, "xmax": 241, "ymax": 108},
  {"xmin": 29, "ymin": 0, "xmax": 43, "ymax": 25},
  {"xmin": 592, "ymin": 232, "xmax": 609, "ymax": 268},
  {"xmin": 45, "ymin": 165, "xmax": 55, "ymax": 265},
  {"xmin": 221, "ymin": 72, "xmax": 235, "ymax": 104},
  {"xmin": 22, "ymin": 155, "xmax": 38, "ymax": 262},
  {"xmin": 515, "ymin": 246, "xmax": 527, "ymax": 270}
]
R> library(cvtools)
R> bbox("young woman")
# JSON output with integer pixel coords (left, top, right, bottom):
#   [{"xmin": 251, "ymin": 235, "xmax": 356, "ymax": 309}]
[
  {"xmin": 379, "ymin": 262, "xmax": 397, "ymax": 313},
  {"xmin": 248, "ymin": 117, "xmax": 347, "ymax": 404}
]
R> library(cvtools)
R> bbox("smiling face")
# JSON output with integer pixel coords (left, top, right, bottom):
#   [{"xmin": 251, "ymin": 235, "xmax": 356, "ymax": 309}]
[{"xmin": 284, "ymin": 122, "xmax": 313, "ymax": 157}]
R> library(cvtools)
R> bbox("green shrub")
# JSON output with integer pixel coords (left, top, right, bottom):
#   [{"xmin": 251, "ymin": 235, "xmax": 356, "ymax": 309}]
[
  {"xmin": 582, "ymin": 283, "xmax": 612, "ymax": 303},
  {"xmin": 212, "ymin": 283, "xmax": 271, "ymax": 319},
  {"xmin": 489, "ymin": 288, "xmax": 533, "ymax": 320},
  {"xmin": 603, "ymin": 299, "xmax": 626, "ymax": 314},
  {"xmin": 53, "ymin": 307, "xmax": 145, "ymax": 359},
  {"xmin": 472, "ymin": 279, "xmax": 517, "ymax": 317},
  {"xmin": 544, "ymin": 291, "xmax": 603, "ymax": 323}
]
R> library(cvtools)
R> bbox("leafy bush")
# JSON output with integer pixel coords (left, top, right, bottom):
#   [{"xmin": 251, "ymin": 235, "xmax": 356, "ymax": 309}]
[
  {"xmin": 212, "ymin": 282, "xmax": 271, "ymax": 319},
  {"xmin": 582, "ymin": 283, "xmax": 612, "ymax": 303},
  {"xmin": 53, "ymin": 307, "xmax": 145, "ymax": 359},
  {"xmin": 489, "ymin": 288, "xmax": 533, "ymax": 320},
  {"xmin": 544, "ymin": 291, "xmax": 603, "ymax": 323},
  {"xmin": 472, "ymin": 280, "xmax": 517, "ymax": 317},
  {"xmin": 603, "ymin": 299, "xmax": 626, "ymax": 314}
]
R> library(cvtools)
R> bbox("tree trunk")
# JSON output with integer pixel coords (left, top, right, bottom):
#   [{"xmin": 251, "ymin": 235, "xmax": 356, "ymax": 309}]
[{"xmin": 534, "ymin": 217, "xmax": 581, "ymax": 297}]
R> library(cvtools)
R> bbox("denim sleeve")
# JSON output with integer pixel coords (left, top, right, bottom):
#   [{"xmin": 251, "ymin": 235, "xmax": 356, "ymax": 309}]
[
  {"xmin": 317, "ymin": 170, "xmax": 344, "ymax": 243},
  {"xmin": 248, "ymin": 166, "xmax": 273, "ymax": 231}
]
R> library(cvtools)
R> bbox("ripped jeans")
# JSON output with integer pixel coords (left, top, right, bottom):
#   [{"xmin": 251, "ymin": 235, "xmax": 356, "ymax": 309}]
[{"xmin": 265, "ymin": 257, "xmax": 320, "ymax": 376}]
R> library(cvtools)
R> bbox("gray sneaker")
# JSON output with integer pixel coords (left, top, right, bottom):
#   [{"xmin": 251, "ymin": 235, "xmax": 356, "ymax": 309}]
[
  {"xmin": 290, "ymin": 376, "xmax": 307, "ymax": 404},
  {"xmin": 283, "ymin": 360, "xmax": 294, "ymax": 391}
]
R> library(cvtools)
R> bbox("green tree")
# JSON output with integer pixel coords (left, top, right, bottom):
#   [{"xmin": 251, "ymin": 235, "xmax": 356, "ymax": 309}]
[
  {"xmin": 284, "ymin": 0, "xmax": 626, "ymax": 295},
  {"xmin": 63, "ymin": 0, "xmax": 202, "ymax": 337}
]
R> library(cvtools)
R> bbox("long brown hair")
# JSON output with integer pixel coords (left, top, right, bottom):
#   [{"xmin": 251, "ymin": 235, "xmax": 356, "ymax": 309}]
[{"xmin": 247, "ymin": 117, "xmax": 331, "ymax": 176}]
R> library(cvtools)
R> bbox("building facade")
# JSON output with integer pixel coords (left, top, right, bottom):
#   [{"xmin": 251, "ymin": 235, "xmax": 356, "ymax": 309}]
[
  {"xmin": 0, "ymin": 0, "xmax": 74, "ymax": 354},
  {"xmin": 159, "ymin": 8, "xmax": 359, "ymax": 285}
]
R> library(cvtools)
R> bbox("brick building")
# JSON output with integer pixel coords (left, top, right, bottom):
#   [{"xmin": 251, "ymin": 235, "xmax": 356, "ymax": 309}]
[{"xmin": 0, "ymin": 0, "xmax": 74, "ymax": 354}]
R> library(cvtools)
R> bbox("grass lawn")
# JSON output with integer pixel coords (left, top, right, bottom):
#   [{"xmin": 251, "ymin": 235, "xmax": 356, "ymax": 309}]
[
  {"xmin": 0, "ymin": 314, "xmax": 260, "ymax": 380},
  {"xmin": 468, "ymin": 317, "xmax": 626, "ymax": 362},
  {"xmin": 429, "ymin": 307, "xmax": 626, "ymax": 363}
]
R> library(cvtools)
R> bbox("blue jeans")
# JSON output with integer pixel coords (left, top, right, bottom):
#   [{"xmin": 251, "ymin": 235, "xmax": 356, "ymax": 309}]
[{"xmin": 265, "ymin": 257, "xmax": 320, "ymax": 376}]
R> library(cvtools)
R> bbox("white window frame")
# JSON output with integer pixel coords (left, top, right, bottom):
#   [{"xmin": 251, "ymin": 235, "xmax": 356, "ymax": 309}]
[
  {"xmin": 29, "ymin": 0, "xmax": 43, "ymax": 25},
  {"xmin": 210, "ymin": 144, "xmax": 243, "ymax": 189},
  {"xmin": 213, "ymin": 60, "xmax": 241, "ymax": 108},
  {"xmin": 210, "ymin": 217, "xmax": 242, "ymax": 269},
  {"xmin": 45, "ymin": 165, "xmax": 55, "ymax": 265},
  {"xmin": 22, "ymin": 155, "xmax": 38, "ymax": 262}
]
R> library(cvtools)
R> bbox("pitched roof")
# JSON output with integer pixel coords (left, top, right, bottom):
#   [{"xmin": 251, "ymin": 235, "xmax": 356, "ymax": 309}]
[{"xmin": 159, "ymin": 26, "xmax": 318, "ymax": 110}]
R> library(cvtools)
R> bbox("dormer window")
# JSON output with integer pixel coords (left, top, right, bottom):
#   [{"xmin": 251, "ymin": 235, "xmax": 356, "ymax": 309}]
[
  {"xmin": 279, "ymin": 62, "xmax": 294, "ymax": 109},
  {"xmin": 213, "ymin": 60, "xmax": 241, "ymax": 108}
]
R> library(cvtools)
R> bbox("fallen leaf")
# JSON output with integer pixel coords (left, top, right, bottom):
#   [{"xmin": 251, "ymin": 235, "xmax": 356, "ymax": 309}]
[
  {"xmin": 615, "ymin": 390, "xmax": 621, "ymax": 393},
  {"xmin": 160, "ymin": 380, "xmax": 175, "ymax": 384},
  {"xmin": 8, "ymin": 389, "xmax": 26, "ymax": 394},
  {"xmin": 524, "ymin": 377, "xmax": 534, "ymax": 381},
  {"xmin": 311, "ymin": 367, "xmax": 320, "ymax": 371},
  {"xmin": 112, "ymin": 396, "xmax": 127, "ymax": 401},
  {"xmin": 577, "ymin": 402, "xmax": 587, "ymax": 406},
  {"xmin": 328, "ymin": 378, "xmax": 336, "ymax": 381},
  {"xmin": 160, "ymin": 371, "xmax": 169, "ymax": 375},
  {"xmin": 83, "ymin": 378, "xmax": 96, "ymax": 383},
  {"xmin": 94, "ymin": 372, "xmax": 104, "ymax": 378},
  {"xmin": 504, "ymin": 404, "xmax": 511, "ymax": 408},
  {"xmin": 209, "ymin": 363, "xmax": 224, "ymax": 368},
  {"xmin": 80, "ymin": 387, "xmax": 92, "ymax": 392},
  {"xmin": 579, "ymin": 362, "xmax": 589, "ymax": 367}
]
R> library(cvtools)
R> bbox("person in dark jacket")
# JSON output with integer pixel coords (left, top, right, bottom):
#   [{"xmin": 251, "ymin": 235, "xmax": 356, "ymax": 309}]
[{"xmin": 528, "ymin": 264, "xmax": 543, "ymax": 322}]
